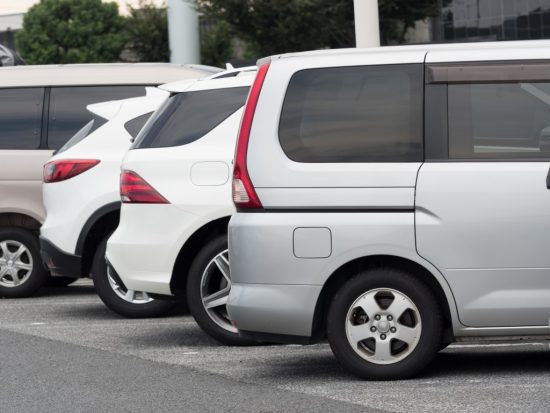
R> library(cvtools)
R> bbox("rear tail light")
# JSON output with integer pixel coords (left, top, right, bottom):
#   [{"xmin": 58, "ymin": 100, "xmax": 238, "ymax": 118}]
[
  {"xmin": 43, "ymin": 159, "xmax": 100, "ymax": 183},
  {"xmin": 120, "ymin": 170, "xmax": 169, "ymax": 204},
  {"xmin": 232, "ymin": 62, "xmax": 270, "ymax": 209}
]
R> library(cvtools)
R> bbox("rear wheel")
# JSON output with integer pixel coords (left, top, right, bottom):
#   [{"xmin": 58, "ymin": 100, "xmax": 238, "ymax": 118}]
[
  {"xmin": 186, "ymin": 235, "xmax": 255, "ymax": 345},
  {"xmin": 92, "ymin": 233, "xmax": 175, "ymax": 318},
  {"xmin": 0, "ymin": 227, "xmax": 48, "ymax": 298},
  {"xmin": 327, "ymin": 268, "xmax": 442, "ymax": 380}
]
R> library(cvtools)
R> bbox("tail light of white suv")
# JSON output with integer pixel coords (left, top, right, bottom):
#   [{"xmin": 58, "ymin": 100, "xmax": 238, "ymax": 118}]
[
  {"xmin": 232, "ymin": 62, "xmax": 270, "ymax": 210},
  {"xmin": 43, "ymin": 159, "xmax": 100, "ymax": 183},
  {"xmin": 120, "ymin": 170, "xmax": 169, "ymax": 204}
]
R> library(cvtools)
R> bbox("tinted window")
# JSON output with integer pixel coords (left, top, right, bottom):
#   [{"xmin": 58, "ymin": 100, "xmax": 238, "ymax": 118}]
[
  {"xmin": 449, "ymin": 82, "xmax": 550, "ymax": 159},
  {"xmin": 134, "ymin": 87, "xmax": 249, "ymax": 149},
  {"xmin": 124, "ymin": 112, "xmax": 153, "ymax": 139},
  {"xmin": 279, "ymin": 64, "xmax": 423, "ymax": 163},
  {"xmin": 48, "ymin": 86, "xmax": 146, "ymax": 149},
  {"xmin": 0, "ymin": 88, "xmax": 43, "ymax": 149}
]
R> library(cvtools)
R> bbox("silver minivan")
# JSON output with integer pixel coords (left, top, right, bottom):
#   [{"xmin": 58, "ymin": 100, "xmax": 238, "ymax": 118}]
[
  {"xmin": 0, "ymin": 63, "xmax": 213, "ymax": 298},
  {"xmin": 228, "ymin": 40, "xmax": 550, "ymax": 379}
]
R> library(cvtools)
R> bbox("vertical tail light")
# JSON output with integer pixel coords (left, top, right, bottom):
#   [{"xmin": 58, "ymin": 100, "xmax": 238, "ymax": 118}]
[
  {"xmin": 120, "ymin": 170, "xmax": 169, "ymax": 204},
  {"xmin": 232, "ymin": 62, "xmax": 270, "ymax": 210},
  {"xmin": 43, "ymin": 159, "xmax": 100, "ymax": 183}
]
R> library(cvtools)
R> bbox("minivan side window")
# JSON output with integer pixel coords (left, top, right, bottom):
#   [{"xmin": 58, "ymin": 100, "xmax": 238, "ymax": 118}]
[
  {"xmin": 0, "ymin": 88, "xmax": 43, "ymax": 149},
  {"xmin": 448, "ymin": 82, "xmax": 550, "ymax": 159},
  {"xmin": 47, "ymin": 86, "xmax": 146, "ymax": 150},
  {"xmin": 278, "ymin": 64, "xmax": 423, "ymax": 163},
  {"xmin": 133, "ymin": 87, "xmax": 249, "ymax": 149}
]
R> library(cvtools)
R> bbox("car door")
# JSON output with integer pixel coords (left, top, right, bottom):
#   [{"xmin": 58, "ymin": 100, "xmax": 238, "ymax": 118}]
[{"xmin": 416, "ymin": 60, "xmax": 550, "ymax": 328}]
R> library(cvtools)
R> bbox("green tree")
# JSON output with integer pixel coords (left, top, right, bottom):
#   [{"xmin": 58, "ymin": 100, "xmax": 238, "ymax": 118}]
[
  {"xmin": 16, "ymin": 0, "xmax": 126, "ymax": 64},
  {"xmin": 125, "ymin": 0, "xmax": 170, "ymax": 62},
  {"xmin": 198, "ymin": 0, "xmax": 438, "ymax": 57},
  {"xmin": 200, "ymin": 20, "xmax": 233, "ymax": 67}
]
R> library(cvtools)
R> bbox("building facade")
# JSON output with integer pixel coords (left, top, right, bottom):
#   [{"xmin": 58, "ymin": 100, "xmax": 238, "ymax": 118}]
[{"xmin": 437, "ymin": 0, "xmax": 550, "ymax": 42}]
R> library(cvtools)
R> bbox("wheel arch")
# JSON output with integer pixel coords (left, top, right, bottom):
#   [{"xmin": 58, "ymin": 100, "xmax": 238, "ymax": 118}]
[
  {"xmin": 0, "ymin": 212, "xmax": 42, "ymax": 233},
  {"xmin": 76, "ymin": 202, "xmax": 121, "ymax": 277},
  {"xmin": 311, "ymin": 254, "xmax": 456, "ymax": 343},
  {"xmin": 169, "ymin": 216, "xmax": 231, "ymax": 296}
]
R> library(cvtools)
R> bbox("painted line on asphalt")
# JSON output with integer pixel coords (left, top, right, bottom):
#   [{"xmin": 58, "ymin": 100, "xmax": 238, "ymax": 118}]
[{"xmin": 451, "ymin": 342, "xmax": 547, "ymax": 348}]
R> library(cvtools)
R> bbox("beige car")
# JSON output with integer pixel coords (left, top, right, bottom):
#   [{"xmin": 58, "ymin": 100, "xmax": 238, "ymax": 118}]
[{"xmin": 0, "ymin": 63, "xmax": 214, "ymax": 297}]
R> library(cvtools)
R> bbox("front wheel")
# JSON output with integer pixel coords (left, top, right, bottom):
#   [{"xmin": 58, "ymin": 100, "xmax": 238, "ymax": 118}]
[
  {"xmin": 92, "ymin": 234, "xmax": 175, "ymax": 318},
  {"xmin": 0, "ymin": 227, "xmax": 48, "ymax": 298},
  {"xmin": 186, "ymin": 235, "xmax": 255, "ymax": 345},
  {"xmin": 327, "ymin": 268, "xmax": 442, "ymax": 380}
]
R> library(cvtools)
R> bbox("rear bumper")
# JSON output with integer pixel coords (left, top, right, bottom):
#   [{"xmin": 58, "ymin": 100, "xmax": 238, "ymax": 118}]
[
  {"xmin": 40, "ymin": 236, "xmax": 82, "ymax": 278},
  {"xmin": 227, "ymin": 282, "xmax": 322, "ymax": 338}
]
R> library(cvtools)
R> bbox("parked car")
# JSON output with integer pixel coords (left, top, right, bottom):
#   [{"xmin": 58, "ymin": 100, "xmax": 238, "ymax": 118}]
[
  {"xmin": 227, "ymin": 40, "xmax": 550, "ymax": 379},
  {"xmin": 40, "ymin": 88, "xmax": 179, "ymax": 317},
  {"xmin": 106, "ymin": 67, "xmax": 256, "ymax": 342},
  {"xmin": 0, "ymin": 63, "xmax": 214, "ymax": 298}
]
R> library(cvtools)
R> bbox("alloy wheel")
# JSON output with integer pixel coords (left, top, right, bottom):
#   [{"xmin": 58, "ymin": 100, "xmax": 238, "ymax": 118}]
[
  {"xmin": 200, "ymin": 249, "xmax": 237, "ymax": 333},
  {"xmin": 345, "ymin": 288, "xmax": 422, "ymax": 365},
  {"xmin": 0, "ymin": 240, "xmax": 33, "ymax": 288},
  {"xmin": 107, "ymin": 267, "xmax": 154, "ymax": 304}
]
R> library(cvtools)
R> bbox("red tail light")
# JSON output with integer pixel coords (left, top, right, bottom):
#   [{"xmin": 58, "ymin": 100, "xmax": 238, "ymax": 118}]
[
  {"xmin": 43, "ymin": 159, "xmax": 100, "ymax": 183},
  {"xmin": 232, "ymin": 62, "xmax": 270, "ymax": 209},
  {"xmin": 120, "ymin": 170, "xmax": 169, "ymax": 204}
]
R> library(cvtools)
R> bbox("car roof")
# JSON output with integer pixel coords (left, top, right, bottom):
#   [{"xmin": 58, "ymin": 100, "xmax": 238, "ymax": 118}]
[
  {"xmin": 261, "ymin": 39, "xmax": 550, "ymax": 65},
  {"xmin": 0, "ymin": 63, "xmax": 218, "ymax": 87}
]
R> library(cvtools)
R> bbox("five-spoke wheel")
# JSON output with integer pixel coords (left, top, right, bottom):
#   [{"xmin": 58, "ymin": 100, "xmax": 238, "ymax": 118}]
[{"xmin": 327, "ymin": 268, "xmax": 442, "ymax": 380}]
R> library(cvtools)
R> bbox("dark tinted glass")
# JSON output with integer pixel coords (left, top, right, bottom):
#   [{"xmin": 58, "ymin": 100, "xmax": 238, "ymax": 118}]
[
  {"xmin": 124, "ymin": 112, "xmax": 153, "ymax": 139},
  {"xmin": 134, "ymin": 87, "xmax": 249, "ymax": 149},
  {"xmin": 0, "ymin": 88, "xmax": 43, "ymax": 149},
  {"xmin": 48, "ymin": 86, "xmax": 146, "ymax": 149},
  {"xmin": 448, "ymin": 82, "xmax": 550, "ymax": 159},
  {"xmin": 279, "ymin": 64, "xmax": 423, "ymax": 163}
]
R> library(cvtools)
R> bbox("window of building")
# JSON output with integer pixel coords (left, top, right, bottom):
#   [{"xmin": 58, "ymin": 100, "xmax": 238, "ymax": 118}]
[
  {"xmin": 0, "ymin": 88, "xmax": 43, "ymax": 149},
  {"xmin": 278, "ymin": 64, "xmax": 423, "ymax": 163},
  {"xmin": 448, "ymin": 82, "xmax": 550, "ymax": 159}
]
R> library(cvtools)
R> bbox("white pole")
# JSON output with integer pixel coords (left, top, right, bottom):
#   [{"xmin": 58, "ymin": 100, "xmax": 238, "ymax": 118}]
[
  {"xmin": 167, "ymin": 0, "xmax": 200, "ymax": 64},
  {"xmin": 354, "ymin": 0, "xmax": 381, "ymax": 48}
]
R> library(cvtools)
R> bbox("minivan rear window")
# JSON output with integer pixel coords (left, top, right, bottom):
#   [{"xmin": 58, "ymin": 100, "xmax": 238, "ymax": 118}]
[
  {"xmin": 0, "ymin": 87, "xmax": 43, "ymax": 149},
  {"xmin": 278, "ymin": 64, "xmax": 423, "ymax": 163},
  {"xmin": 133, "ymin": 87, "xmax": 249, "ymax": 149}
]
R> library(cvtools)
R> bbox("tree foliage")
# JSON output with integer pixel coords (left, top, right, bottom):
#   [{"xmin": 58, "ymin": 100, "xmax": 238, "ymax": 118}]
[
  {"xmin": 198, "ymin": 0, "xmax": 438, "ymax": 57},
  {"xmin": 125, "ymin": 0, "xmax": 169, "ymax": 62},
  {"xmin": 16, "ymin": 0, "xmax": 126, "ymax": 64},
  {"xmin": 200, "ymin": 20, "xmax": 233, "ymax": 67}
]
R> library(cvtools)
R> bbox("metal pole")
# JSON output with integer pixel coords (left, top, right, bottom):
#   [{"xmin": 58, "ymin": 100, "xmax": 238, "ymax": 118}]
[
  {"xmin": 354, "ymin": 0, "xmax": 381, "ymax": 48},
  {"xmin": 167, "ymin": 0, "xmax": 200, "ymax": 64}
]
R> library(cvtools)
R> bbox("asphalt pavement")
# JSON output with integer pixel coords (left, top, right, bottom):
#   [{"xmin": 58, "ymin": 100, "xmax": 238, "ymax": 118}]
[{"xmin": 1, "ymin": 280, "xmax": 549, "ymax": 412}]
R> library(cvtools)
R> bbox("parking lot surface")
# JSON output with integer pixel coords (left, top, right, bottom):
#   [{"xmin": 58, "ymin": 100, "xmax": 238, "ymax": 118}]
[{"xmin": 1, "ymin": 280, "xmax": 549, "ymax": 412}]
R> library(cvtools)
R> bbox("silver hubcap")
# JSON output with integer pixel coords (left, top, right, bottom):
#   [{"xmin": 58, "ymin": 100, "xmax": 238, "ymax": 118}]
[
  {"xmin": 107, "ymin": 267, "xmax": 153, "ymax": 304},
  {"xmin": 0, "ymin": 240, "xmax": 33, "ymax": 288},
  {"xmin": 345, "ymin": 288, "xmax": 422, "ymax": 365},
  {"xmin": 200, "ymin": 249, "xmax": 236, "ymax": 333}
]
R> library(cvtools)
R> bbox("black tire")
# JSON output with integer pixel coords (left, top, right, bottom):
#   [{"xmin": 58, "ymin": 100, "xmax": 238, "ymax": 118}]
[
  {"xmin": 327, "ymin": 268, "xmax": 442, "ymax": 380},
  {"xmin": 92, "ymin": 234, "xmax": 175, "ymax": 318},
  {"xmin": 0, "ymin": 227, "xmax": 48, "ymax": 298},
  {"xmin": 186, "ymin": 235, "xmax": 255, "ymax": 345},
  {"xmin": 45, "ymin": 276, "xmax": 78, "ymax": 288}
]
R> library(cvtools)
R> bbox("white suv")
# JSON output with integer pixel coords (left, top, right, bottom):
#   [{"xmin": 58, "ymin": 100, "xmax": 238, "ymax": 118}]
[
  {"xmin": 40, "ymin": 88, "xmax": 178, "ymax": 317},
  {"xmin": 228, "ymin": 41, "xmax": 550, "ymax": 379},
  {"xmin": 106, "ymin": 68, "xmax": 255, "ymax": 343}
]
